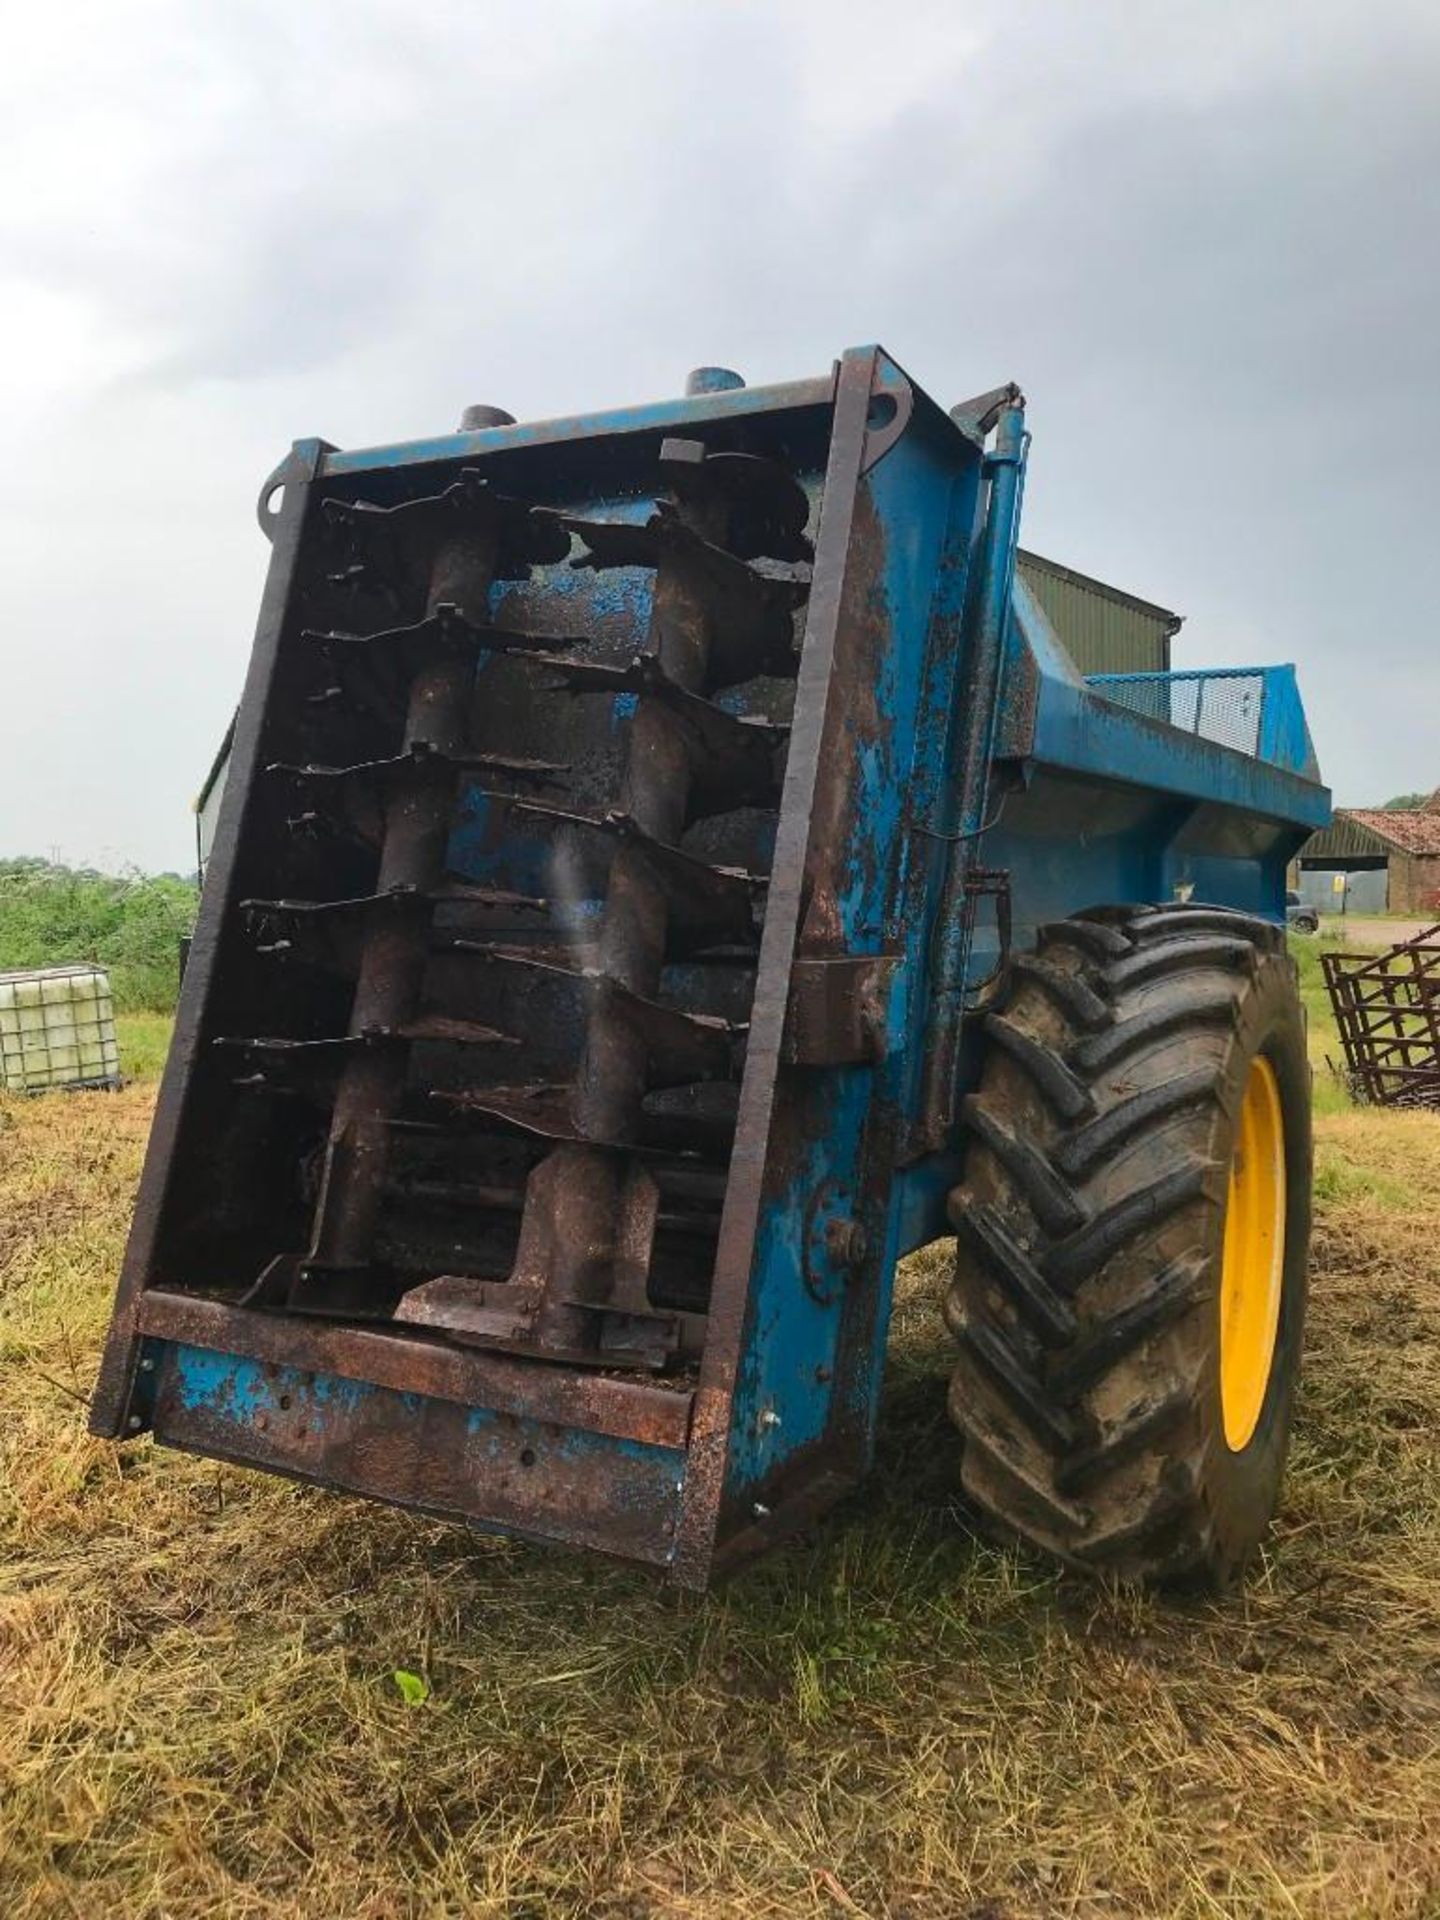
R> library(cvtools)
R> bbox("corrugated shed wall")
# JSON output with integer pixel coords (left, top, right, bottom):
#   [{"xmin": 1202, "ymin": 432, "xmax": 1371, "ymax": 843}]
[{"xmin": 1017, "ymin": 550, "xmax": 1181, "ymax": 675}]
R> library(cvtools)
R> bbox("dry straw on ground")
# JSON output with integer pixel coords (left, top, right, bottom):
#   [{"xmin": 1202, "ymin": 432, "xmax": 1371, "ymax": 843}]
[{"xmin": 2, "ymin": 1065, "xmax": 1438, "ymax": 1918}]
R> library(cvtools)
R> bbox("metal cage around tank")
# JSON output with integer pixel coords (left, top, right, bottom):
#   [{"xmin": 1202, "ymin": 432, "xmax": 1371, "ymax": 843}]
[
  {"xmin": 0, "ymin": 964, "xmax": 121, "ymax": 1093},
  {"xmin": 1086, "ymin": 665, "xmax": 1320, "ymax": 781}
]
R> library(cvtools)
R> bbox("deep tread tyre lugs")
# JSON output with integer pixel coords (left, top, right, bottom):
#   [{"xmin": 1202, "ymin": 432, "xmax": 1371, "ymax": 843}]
[{"xmin": 945, "ymin": 902, "xmax": 1312, "ymax": 1588}]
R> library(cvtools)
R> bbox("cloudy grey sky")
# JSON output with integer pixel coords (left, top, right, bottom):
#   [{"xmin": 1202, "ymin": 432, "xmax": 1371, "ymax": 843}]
[{"xmin": 2, "ymin": 0, "xmax": 1436, "ymax": 873}]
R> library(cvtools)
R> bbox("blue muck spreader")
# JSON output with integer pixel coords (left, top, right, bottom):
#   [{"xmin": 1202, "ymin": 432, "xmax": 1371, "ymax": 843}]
[{"xmin": 93, "ymin": 349, "xmax": 1330, "ymax": 1589}]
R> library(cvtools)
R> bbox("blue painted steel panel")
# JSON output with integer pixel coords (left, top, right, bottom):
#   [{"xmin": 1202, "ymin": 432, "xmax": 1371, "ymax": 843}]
[{"xmin": 156, "ymin": 1345, "xmax": 687, "ymax": 1566}]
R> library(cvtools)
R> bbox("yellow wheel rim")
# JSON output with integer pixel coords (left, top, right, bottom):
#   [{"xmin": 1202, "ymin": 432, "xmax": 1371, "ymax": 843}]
[{"xmin": 1219, "ymin": 1054, "xmax": 1287, "ymax": 1451}]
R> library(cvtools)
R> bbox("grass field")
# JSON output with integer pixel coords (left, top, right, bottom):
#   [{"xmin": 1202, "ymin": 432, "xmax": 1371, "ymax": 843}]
[{"xmin": 2, "ymin": 966, "xmax": 1439, "ymax": 1917}]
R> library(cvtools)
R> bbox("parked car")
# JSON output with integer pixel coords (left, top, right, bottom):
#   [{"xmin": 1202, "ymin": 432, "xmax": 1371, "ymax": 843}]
[{"xmin": 1287, "ymin": 888, "xmax": 1320, "ymax": 934}]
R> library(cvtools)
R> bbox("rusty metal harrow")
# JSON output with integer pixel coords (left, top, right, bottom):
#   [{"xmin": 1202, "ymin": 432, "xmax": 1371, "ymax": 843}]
[{"xmin": 1322, "ymin": 925, "xmax": 1440, "ymax": 1108}]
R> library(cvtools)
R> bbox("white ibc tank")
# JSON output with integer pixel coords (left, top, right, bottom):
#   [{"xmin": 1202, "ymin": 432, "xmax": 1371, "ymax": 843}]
[{"xmin": 0, "ymin": 965, "xmax": 121, "ymax": 1092}]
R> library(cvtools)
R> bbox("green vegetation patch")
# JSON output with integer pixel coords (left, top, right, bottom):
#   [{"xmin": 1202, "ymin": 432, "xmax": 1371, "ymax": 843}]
[{"xmin": 0, "ymin": 858, "xmax": 196, "ymax": 1014}]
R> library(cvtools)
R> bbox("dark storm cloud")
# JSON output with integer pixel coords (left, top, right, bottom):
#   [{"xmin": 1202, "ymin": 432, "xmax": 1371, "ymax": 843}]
[{"xmin": 1, "ymin": 0, "xmax": 1436, "ymax": 871}]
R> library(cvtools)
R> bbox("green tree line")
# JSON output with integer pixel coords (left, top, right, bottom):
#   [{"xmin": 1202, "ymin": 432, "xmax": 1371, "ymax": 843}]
[{"xmin": 0, "ymin": 858, "xmax": 197, "ymax": 1012}]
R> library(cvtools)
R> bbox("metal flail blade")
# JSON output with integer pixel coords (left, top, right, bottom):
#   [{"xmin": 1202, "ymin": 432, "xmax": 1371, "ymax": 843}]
[
  {"xmin": 547, "ymin": 506, "xmax": 809, "ymax": 684},
  {"xmin": 302, "ymin": 603, "xmax": 585, "ymax": 666},
  {"xmin": 436, "ymin": 1080, "xmax": 741, "ymax": 1160},
  {"xmin": 390, "ymin": 1273, "xmax": 546, "ymax": 1349},
  {"xmin": 443, "ymin": 942, "xmax": 585, "ymax": 981},
  {"xmin": 323, "ymin": 473, "xmax": 572, "ymax": 579},
  {"xmin": 590, "ymin": 976, "xmax": 739, "ymax": 1087},
  {"xmin": 432, "ymin": 1082, "xmax": 612, "ymax": 1147},
  {"xmin": 398, "ymin": 1013, "xmax": 524, "ymax": 1047},
  {"xmin": 210, "ymin": 1033, "xmax": 375, "ymax": 1107},
  {"xmin": 447, "ymin": 788, "xmax": 765, "ymax": 948},
  {"xmin": 241, "ymin": 882, "xmax": 549, "ymax": 974},
  {"xmin": 430, "ymin": 1082, "xmax": 719, "ymax": 1160},
  {"xmin": 267, "ymin": 742, "xmax": 568, "ymax": 789},
  {"xmin": 213, "ymin": 1016, "xmax": 519, "ymax": 1061},
  {"xmin": 497, "ymin": 795, "xmax": 766, "ymax": 948},
  {"xmin": 245, "ymin": 884, "xmax": 438, "ymax": 922},
  {"xmin": 214, "ymin": 1033, "xmax": 369, "ymax": 1060},
  {"xmin": 241, "ymin": 882, "xmax": 549, "ymax": 925},
  {"xmin": 442, "ymin": 940, "xmax": 740, "ymax": 1086},
  {"xmin": 430, "ymin": 879, "xmax": 550, "ymax": 912},
  {"xmin": 384, "ymin": 1111, "xmax": 714, "ymax": 1185},
  {"xmin": 551, "ymin": 503, "xmax": 809, "ymax": 596},
  {"xmin": 540, "ymin": 652, "xmax": 788, "ymax": 809},
  {"xmin": 603, "ymin": 820, "xmax": 764, "ymax": 949},
  {"xmin": 663, "ymin": 449, "xmax": 815, "ymax": 563},
  {"xmin": 294, "ymin": 606, "xmax": 585, "ymax": 735},
  {"xmin": 269, "ymin": 745, "xmax": 565, "ymax": 854}
]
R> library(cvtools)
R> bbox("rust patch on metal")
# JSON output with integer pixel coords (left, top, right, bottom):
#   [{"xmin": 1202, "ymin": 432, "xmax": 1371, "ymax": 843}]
[
  {"xmin": 150, "ymin": 1351, "xmax": 682, "ymax": 1567},
  {"xmin": 783, "ymin": 955, "xmax": 896, "ymax": 1065},
  {"xmin": 136, "ymin": 1292, "xmax": 693, "ymax": 1448}
]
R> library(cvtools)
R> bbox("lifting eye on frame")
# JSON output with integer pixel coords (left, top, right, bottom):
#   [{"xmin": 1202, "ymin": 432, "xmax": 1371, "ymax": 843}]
[{"xmin": 257, "ymin": 456, "xmax": 290, "ymax": 542}]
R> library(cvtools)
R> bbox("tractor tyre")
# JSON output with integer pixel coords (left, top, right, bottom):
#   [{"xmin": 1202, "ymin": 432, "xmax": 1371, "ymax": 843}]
[{"xmin": 944, "ymin": 902, "xmax": 1312, "ymax": 1587}]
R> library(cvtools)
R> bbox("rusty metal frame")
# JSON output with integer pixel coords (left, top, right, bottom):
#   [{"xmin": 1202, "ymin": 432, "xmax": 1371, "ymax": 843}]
[
  {"xmin": 1322, "ymin": 925, "xmax": 1440, "ymax": 1107},
  {"xmin": 671, "ymin": 349, "xmax": 886, "ymax": 1583},
  {"xmin": 91, "ymin": 437, "xmax": 335, "ymax": 1434}
]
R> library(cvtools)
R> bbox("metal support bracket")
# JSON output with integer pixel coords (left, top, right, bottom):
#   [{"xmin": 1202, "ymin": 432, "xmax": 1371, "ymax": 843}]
[{"xmin": 782, "ymin": 955, "xmax": 896, "ymax": 1065}]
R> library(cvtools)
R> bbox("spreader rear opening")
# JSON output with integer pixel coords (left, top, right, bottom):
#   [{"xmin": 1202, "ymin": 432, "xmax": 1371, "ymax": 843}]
[{"xmin": 146, "ymin": 421, "xmax": 827, "ymax": 1386}]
